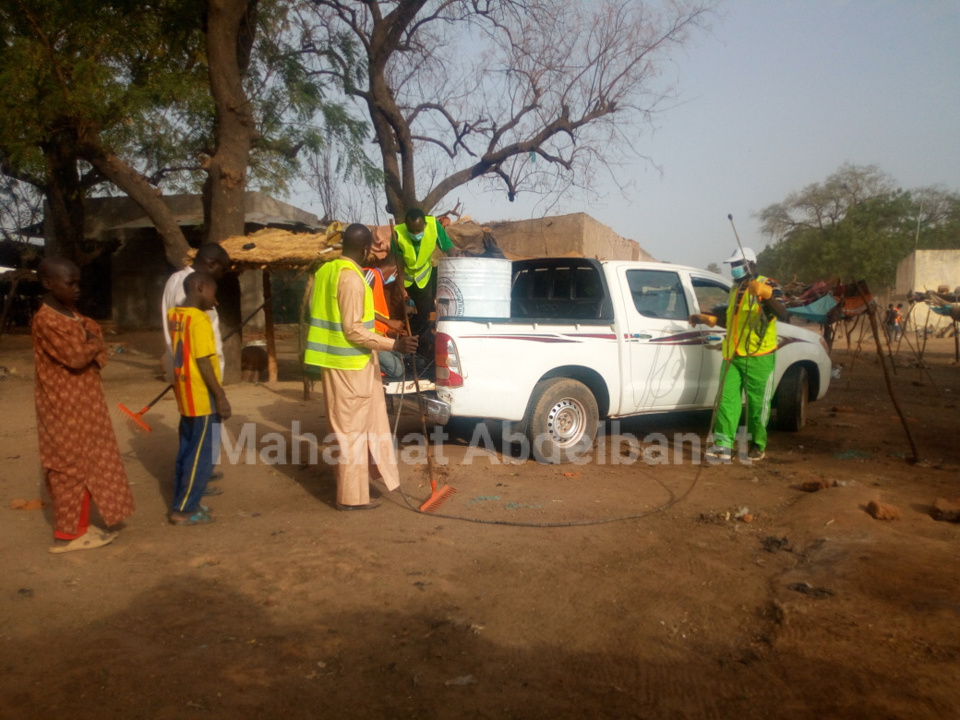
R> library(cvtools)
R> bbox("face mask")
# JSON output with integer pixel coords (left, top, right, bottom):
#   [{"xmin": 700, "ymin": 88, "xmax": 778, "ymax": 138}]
[
  {"xmin": 730, "ymin": 265, "xmax": 747, "ymax": 280},
  {"xmin": 412, "ymin": 232, "xmax": 424, "ymax": 241},
  {"xmin": 384, "ymin": 274, "xmax": 395, "ymax": 285}
]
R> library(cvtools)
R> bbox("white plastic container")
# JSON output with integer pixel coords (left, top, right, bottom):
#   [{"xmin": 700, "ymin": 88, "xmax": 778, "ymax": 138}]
[{"xmin": 436, "ymin": 257, "xmax": 512, "ymax": 318}]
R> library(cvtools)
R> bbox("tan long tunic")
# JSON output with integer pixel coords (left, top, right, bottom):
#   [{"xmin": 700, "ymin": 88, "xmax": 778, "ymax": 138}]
[
  {"xmin": 320, "ymin": 264, "xmax": 400, "ymax": 506},
  {"xmin": 32, "ymin": 304, "xmax": 135, "ymax": 534}
]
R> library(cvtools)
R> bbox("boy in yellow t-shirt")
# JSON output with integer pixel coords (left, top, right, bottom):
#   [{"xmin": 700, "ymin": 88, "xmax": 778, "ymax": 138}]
[{"xmin": 166, "ymin": 272, "xmax": 232, "ymax": 525}]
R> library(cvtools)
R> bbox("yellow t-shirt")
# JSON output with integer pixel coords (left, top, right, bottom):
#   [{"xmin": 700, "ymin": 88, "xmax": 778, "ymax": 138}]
[{"xmin": 167, "ymin": 306, "xmax": 221, "ymax": 417}]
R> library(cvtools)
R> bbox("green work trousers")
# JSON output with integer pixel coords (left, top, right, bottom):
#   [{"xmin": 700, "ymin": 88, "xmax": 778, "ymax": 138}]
[{"xmin": 713, "ymin": 353, "xmax": 776, "ymax": 451}]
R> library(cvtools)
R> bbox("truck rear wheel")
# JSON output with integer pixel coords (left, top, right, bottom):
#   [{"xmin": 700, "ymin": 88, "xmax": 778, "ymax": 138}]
[
  {"xmin": 526, "ymin": 378, "xmax": 599, "ymax": 464},
  {"xmin": 773, "ymin": 365, "xmax": 808, "ymax": 432}
]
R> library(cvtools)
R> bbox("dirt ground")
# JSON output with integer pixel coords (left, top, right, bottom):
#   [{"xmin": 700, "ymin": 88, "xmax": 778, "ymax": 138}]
[{"xmin": 1, "ymin": 324, "xmax": 959, "ymax": 719}]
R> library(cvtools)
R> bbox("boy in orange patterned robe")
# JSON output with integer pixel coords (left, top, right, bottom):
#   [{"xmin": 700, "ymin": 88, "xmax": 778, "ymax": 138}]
[{"xmin": 32, "ymin": 258, "xmax": 135, "ymax": 553}]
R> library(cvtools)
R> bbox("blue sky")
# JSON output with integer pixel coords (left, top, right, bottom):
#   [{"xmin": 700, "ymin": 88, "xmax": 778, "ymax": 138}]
[{"xmin": 456, "ymin": 1, "xmax": 960, "ymax": 269}]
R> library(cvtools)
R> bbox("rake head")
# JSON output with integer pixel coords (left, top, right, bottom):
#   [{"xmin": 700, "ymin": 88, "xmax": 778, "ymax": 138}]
[
  {"xmin": 117, "ymin": 403, "xmax": 152, "ymax": 433},
  {"xmin": 419, "ymin": 484, "xmax": 456, "ymax": 513}
]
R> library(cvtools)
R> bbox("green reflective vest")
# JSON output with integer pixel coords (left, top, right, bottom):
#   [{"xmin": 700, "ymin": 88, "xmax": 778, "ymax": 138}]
[
  {"xmin": 722, "ymin": 275, "xmax": 778, "ymax": 358},
  {"xmin": 304, "ymin": 259, "xmax": 375, "ymax": 370},
  {"xmin": 395, "ymin": 216, "xmax": 439, "ymax": 288}
]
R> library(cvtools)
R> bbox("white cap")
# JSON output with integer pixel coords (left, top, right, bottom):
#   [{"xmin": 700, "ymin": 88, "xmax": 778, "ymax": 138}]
[{"xmin": 722, "ymin": 247, "xmax": 757, "ymax": 265}]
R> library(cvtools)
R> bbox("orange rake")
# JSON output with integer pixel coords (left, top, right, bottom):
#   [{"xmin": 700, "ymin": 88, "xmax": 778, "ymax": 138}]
[
  {"xmin": 390, "ymin": 239, "xmax": 456, "ymax": 512},
  {"xmin": 117, "ymin": 384, "xmax": 172, "ymax": 433},
  {"xmin": 420, "ymin": 472, "xmax": 456, "ymax": 513}
]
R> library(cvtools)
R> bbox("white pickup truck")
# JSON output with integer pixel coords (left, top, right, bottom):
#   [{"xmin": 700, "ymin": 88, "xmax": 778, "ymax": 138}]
[{"xmin": 425, "ymin": 257, "xmax": 832, "ymax": 462}]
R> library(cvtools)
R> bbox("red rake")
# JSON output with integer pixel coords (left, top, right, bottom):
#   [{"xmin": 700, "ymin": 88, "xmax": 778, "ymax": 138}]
[{"xmin": 117, "ymin": 384, "xmax": 172, "ymax": 433}]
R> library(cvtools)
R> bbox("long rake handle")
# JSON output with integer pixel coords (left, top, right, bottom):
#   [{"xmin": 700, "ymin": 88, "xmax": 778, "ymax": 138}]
[
  {"xmin": 392, "ymin": 244, "xmax": 439, "ymax": 492},
  {"xmin": 134, "ymin": 300, "xmax": 269, "ymax": 411},
  {"xmin": 140, "ymin": 384, "xmax": 173, "ymax": 412}
]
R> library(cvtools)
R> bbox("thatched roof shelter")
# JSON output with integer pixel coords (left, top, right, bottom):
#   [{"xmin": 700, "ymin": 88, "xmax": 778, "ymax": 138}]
[{"xmin": 197, "ymin": 226, "xmax": 343, "ymax": 270}]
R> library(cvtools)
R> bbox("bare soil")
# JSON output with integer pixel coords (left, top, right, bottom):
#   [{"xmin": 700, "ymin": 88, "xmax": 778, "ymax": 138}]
[{"xmin": 1, "ymin": 326, "xmax": 959, "ymax": 719}]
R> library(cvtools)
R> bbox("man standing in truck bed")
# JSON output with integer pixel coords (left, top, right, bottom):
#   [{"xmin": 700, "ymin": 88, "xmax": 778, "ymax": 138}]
[
  {"xmin": 391, "ymin": 208, "xmax": 453, "ymax": 338},
  {"xmin": 690, "ymin": 247, "xmax": 788, "ymax": 462}
]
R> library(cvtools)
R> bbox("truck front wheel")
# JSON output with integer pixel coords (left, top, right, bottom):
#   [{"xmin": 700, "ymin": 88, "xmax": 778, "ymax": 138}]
[
  {"xmin": 773, "ymin": 365, "xmax": 808, "ymax": 432},
  {"xmin": 526, "ymin": 378, "xmax": 599, "ymax": 464}
]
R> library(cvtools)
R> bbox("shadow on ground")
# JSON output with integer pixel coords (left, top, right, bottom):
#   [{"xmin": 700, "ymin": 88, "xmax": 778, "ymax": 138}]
[{"xmin": 2, "ymin": 574, "xmax": 940, "ymax": 720}]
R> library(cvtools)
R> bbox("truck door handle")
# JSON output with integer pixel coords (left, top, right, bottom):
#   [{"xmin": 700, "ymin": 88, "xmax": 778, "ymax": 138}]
[{"xmin": 631, "ymin": 333, "xmax": 652, "ymax": 340}]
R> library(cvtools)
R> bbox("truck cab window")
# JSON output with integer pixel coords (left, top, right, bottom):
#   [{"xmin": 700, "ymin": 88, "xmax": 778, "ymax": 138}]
[
  {"xmin": 626, "ymin": 269, "xmax": 689, "ymax": 320},
  {"xmin": 691, "ymin": 276, "xmax": 729, "ymax": 314}
]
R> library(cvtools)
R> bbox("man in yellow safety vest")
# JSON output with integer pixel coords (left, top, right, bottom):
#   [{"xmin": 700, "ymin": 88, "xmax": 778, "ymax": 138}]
[
  {"xmin": 305, "ymin": 224, "xmax": 418, "ymax": 510},
  {"xmin": 689, "ymin": 247, "xmax": 788, "ymax": 463},
  {"xmin": 392, "ymin": 208, "xmax": 454, "ymax": 337}
]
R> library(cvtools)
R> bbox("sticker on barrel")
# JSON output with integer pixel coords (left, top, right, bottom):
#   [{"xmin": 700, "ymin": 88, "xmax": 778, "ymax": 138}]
[{"xmin": 437, "ymin": 277, "xmax": 464, "ymax": 318}]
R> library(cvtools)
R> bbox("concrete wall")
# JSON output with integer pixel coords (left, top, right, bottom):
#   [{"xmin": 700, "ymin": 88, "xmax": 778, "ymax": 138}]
[
  {"xmin": 894, "ymin": 250, "xmax": 960, "ymax": 331},
  {"xmin": 484, "ymin": 213, "xmax": 654, "ymax": 261},
  {"xmin": 112, "ymin": 232, "xmax": 171, "ymax": 329}
]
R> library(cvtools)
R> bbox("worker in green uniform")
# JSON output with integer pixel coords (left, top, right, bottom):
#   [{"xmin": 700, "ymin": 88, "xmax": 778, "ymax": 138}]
[
  {"xmin": 391, "ymin": 208, "xmax": 454, "ymax": 337},
  {"xmin": 689, "ymin": 247, "xmax": 788, "ymax": 462}
]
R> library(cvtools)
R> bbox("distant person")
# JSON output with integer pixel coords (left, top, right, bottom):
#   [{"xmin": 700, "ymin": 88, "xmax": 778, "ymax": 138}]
[
  {"xmin": 305, "ymin": 224, "xmax": 418, "ymax": 510},
  {"xmin": 893, "ymin": 303, "xmax": 903, "ymax": 341},
  {"xmin": 689, "ymin": 247, "xmax": 788, "ymax": 462},
  {"xmin": 391, "ymin": 208, "xmax": 453, "ymax": 337},
  {"xmin": 161, "ymin": 243, "xmax": 231, "ymax": 383},
  {"xmin": 32, "ymin": 257, "xmax": 135, "ymax": 552},
  {"xmin": 166, "ymin": 272, "xmax": 231, "ymax": 526},
  {"xmin": 363, "ymin": 258, "xmax": 406, "ymax": 382},
  {"xmin": 883, "ymin": 304, "xmax": 897, "ymax": 342}
]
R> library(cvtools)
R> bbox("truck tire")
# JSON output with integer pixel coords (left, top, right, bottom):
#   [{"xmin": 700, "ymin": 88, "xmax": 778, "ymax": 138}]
[
  {"xmin": 525, "ymin": 378, "xmax": 599, "ymax": 464},
  {"xmin": 773, "ymin": 365, "xmax": 808, "ymax": 432}
]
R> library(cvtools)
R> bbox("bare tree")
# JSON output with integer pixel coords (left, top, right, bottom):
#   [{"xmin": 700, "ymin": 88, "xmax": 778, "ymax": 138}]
[
  {"xmin": 0, "ymin": 176, "xmax": 43, "ymax": 246},
  {"xmin": 298, "ymin": 0, "xmax": 715, "ymax": 217},
  {"xmin": 305, "ymin": 125, "xmax": 385, "ymax": 224}
]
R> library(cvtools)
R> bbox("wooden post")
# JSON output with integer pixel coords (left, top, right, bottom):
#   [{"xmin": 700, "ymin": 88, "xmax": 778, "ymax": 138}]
[
  {"xmin": 918, "ymin": 305, "xmax": 932, "ymax": 365},
  {"xmin": 847, "ymin": 314, "xmax": 868, "ymax": 376},
  {"xmin": 954, "ymin": 320, "xmax": 959, "ymax": 363},
  {"xmin": 300, "ymin": 275, "xmax": 314, "ymax": 401},
  {"xmin": 844, "ymin": 315, "xmax": 856, "ymax": 350},
  {"xmin": 262, "ymin": 269, "xmax": 278, "ymax": 383},
  {"xmin": 857, "ymin": 282, "xmax": 920, "ymax": 463}
]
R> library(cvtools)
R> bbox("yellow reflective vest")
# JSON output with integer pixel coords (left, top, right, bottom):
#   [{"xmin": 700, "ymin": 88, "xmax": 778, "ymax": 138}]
[
  {"xmin": 395, "ymin": 216, "xmax": 439, "ymax": 288},
  {"xmin": 722, "ymin": 275, "xmax": 778, "ymax": 358},
  {"xmin": 304, "ymin": 259, "xmax": 376, "ymax": 370}
]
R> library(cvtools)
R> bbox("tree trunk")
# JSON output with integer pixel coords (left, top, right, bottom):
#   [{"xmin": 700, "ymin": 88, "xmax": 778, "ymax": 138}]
[
  {"xmin": 203, "ymin": 0, "xmax": 260, "ymax": 384},
  {"xmin": 40, "ymin": 134, "xmax": 85, "ymax": 265},
  {"xmin": 204, "ymin": 0, "xmax": 258, "ymax": 244}
]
